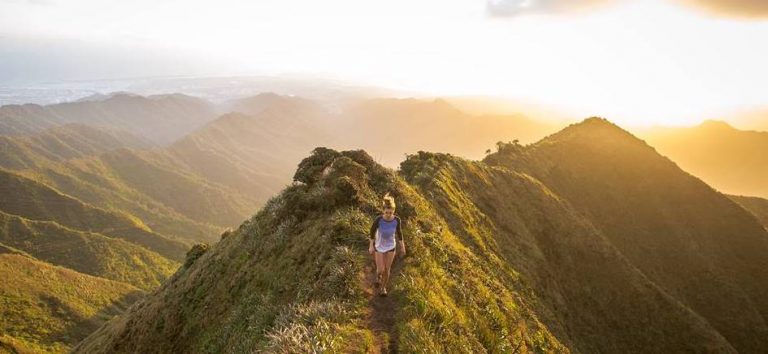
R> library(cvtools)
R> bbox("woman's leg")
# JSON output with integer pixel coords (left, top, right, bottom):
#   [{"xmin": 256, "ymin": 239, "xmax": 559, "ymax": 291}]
[
  {"xmin": 374, "ymin": 251, "xmax": 385, "ymax": 287},
  {"xmin": 381, "ymin": 250, "xmax": 396, "ymax": 289}
]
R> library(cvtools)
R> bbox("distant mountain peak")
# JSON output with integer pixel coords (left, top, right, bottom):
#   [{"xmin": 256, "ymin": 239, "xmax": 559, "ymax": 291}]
[
  {"xmin": 570, "ymin": 116, "xmax": 623, "ymax": 129},
  {"xmin": 75, "ymin": 91, "xmax": 133, "ymax": 102},
  {"xmin": 538, "ymin": 116, "xmax": 640, "ymax": 146},
  {"xmin": 698, "ymin": 119, "xmax": 735, "ymax": 130}
]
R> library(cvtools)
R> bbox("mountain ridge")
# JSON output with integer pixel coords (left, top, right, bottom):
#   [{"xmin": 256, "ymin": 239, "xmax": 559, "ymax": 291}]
[{"xmin": 75, "ymin": 117, "xmax": 768, "ymax": 352}]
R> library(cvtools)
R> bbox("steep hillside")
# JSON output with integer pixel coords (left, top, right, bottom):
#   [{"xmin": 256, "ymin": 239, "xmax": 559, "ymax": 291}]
[
  {"xmin": 485, "ymin": 117, "xmax": 768, "ymax": 352},
  {"xmin": 400, "ymin": 152, "xmax": 735, "ymax": 353},
  {"xmin": 77, "ymin": 138, "xmax": 766, "ymax": 353},
  {"xmin": 641, "ymin": 120, "xmax": 768, "ymax": 198},
  {"xmin": 0, "ymin": 125, "xmax": 244, "ymax": 243},
  {"xmin": 0, "ymin": 247, "xmax": 143, "ymax": 353},
  {"xmin": 0, "ymin": 168, "xmax": 188, "ymax": 260},
  {"xmin": 0, "ymin": 93, "xmax": 216, "ymax": 144},
  {"xmin": 0, "ymin": 123, "xmax": 151, "ymax": 170},
  {"xmin": 74, "ymin": 148, "xmax": 568, "ymax": 353},
  {"xmin": 93, "ymin": 148, "xmax": 257, "ymax": 227},
  {"xmin": 167, "ymin": 107, "xmax": 335, "ymax": 203},
  {"xmin": 0, "ymin": 210, "xmax": 177, "ymax": 289}
]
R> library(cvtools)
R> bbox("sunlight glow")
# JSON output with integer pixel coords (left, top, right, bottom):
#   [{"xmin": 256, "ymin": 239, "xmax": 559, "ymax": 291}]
[{"xmin": 1, "ymin": 0, "xmax": 767, "ymax": 127}]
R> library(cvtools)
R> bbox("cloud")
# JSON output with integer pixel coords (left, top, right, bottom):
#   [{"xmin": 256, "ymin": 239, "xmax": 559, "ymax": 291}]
[
  {"xmin": 673, "ymin": 0, "xmax": 768, "ymax": 18},
  {"xmin": 486, "ymin": 0, "xmax": 768, "ymax": 18},
  {"xmin": 485, "ymin": 0, "xmax": 615, "ymax": 17}
]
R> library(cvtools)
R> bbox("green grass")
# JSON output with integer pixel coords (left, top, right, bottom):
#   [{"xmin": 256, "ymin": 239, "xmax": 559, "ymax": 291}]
[
  {"xmin": 0, "ymin": 210, "xmax": 177, "ymax": 290},
  {"xmin": 0, "ymin": 167, "xmax": 189, "ymax": 260},
  {"xmin": 0, "ymin": 250, "xmax": 143, "ymax": 353},
  {"xmin": 75, "ymin": 148, "xmax": 567, "ymax": 353},
  {"xmin": 73, "ymin": 119, "xmax": 768, "ymax": 353}
]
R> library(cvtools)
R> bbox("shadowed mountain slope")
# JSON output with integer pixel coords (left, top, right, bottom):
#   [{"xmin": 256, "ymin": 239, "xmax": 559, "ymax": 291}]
[
  {"xmin": 485, "ymin": 117, "xmax": 768, "ymax": 352},
  {"xmin": 400, "ymin": 152, "xmax": 735, "ymax": 353}
]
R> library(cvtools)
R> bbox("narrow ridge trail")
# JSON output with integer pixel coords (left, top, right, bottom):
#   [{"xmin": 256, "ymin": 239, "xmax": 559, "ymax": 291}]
[{"xmin": 364, "ymin": 254, "xmax": 404, "ymax": 354}]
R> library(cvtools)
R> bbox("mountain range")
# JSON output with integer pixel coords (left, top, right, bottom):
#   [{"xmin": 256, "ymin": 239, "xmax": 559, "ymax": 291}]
[
  {"xmin": 73, "ymin": 118, "xmax": 768, "ymax": 353},
  {"xmin": 0, "ymin": 92, "xmax": 560, "ymax": 352},
  {"xmin": 2, "ymin": 90, "xmax": 768, "ymax": 352}
]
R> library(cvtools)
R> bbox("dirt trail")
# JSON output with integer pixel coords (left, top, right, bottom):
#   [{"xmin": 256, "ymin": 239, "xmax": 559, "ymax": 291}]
[{"xmin": 364, "ymin": 254, "xmax": 404, "ymax": 354}]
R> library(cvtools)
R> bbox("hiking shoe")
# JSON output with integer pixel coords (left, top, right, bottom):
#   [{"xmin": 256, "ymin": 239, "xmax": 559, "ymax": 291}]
[{"xmin": 380, "ymin": 287, "xmax": 388, "ymax": 297}]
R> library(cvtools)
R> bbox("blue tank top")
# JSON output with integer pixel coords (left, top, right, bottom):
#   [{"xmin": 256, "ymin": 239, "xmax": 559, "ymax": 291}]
[{"xmin": 369, "ymin": 216, "xmax": 402, "ymax": 252}]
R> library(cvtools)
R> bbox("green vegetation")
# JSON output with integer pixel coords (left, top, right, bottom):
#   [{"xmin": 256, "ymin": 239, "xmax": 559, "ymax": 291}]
[
  {"xmin": 485, "ymin": 117, "xmax": 768, "ymax": 352},
  {"xmin": 0, "ymin": 211, "xmax": 177, "ymax": 290},
  {"xmin": 0, "ymin": 167, "xmax": 188, "ymax": 260},
  {"xmin": 0, "ymin": 249, "xmax": 143, "ymax": 353},
  {"xmin": 0, "ymin": 106, "xmax": 256, "ymax": 246},
  {"xmin": 0, "ymin": 110, "xmax": 763, "ymax": 354},
  {"xmin": 74, "ymin": 148, "xmax": 568, "ymax": 353},
  {"xmin": 76, "ymin": 118, "xmax": 768, "ymax": 353}
]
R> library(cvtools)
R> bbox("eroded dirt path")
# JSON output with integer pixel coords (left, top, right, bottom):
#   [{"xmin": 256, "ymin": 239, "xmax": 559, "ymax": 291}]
[{"xmin": 363, "ymin": 255, "xmax": 403, "ymax": 354}]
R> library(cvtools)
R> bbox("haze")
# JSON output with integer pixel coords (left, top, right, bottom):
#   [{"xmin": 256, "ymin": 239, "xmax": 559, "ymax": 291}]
[{"xmin": 1, "ymin": 0, "xmax": 768, "ymax": 127}]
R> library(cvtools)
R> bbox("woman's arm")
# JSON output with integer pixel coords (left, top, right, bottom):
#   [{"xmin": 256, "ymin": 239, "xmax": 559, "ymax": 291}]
[{"xmin": 368, "ymin": 217, "xmax": 379, "ymax": 254}]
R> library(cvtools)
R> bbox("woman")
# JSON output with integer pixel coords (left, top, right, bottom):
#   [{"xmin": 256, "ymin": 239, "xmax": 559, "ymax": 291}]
[{"xmin": 368, "ymin": 192, "xmax": 406, "ymax": 296}]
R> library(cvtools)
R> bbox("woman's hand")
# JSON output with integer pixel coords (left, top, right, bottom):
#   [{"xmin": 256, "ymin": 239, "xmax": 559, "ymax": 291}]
[
  {"xmin": 368, "ymin": 245, "xmax": 375, "ymax": 255},
  {"xmin": 399, "ymin": 244, "xmax": 406, "ymax": 257}
]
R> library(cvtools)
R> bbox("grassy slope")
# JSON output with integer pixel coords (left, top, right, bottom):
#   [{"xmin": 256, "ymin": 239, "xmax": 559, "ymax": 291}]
[
  {"xmin": 26, "ymin": 160, "xmax": 221, "ymax": 243},
  {"xmin": 95, "ymin": 148, "xmax": 257, "ymax": 228},
  {"xmin": 0, "ymin": 210, "xmax": 177, "ymax": 290},
  {"xmin": 78, "ymin": 140, "xmax": 762, "ymax": 353},
  {"xmin": 166, "ymin": 112, "xmax": 312, "ymax": 205},
  {"xmin": 0, "ymin": 246, "xmax": 143, "ymax": 354},
  {"xmin": 74, "ymin": 148, "xmax": 567, "ymax": 353},
  {"xmin": 484, "ymin": 117, "xmax": 768, "ymax": 352},
  {"xmin": 400, "ymin": 152, "xmax": 734, "ymax": 353},
  {"xmin": 0, "ymin": 122, "xmax": 251, "ymax": 243},
  {"xmin": 0, "ymin": 123, "xmax": 150, "ymax": 171},
  {"xmin": 0, "ymin": 168, "xmax": 188, "ymax": 260}
]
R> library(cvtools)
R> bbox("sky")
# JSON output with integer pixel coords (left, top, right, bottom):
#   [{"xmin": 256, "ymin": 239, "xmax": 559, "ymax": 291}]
[{"xmin": 1, "ymin": 0, "xmax": 767, "ymax": 127}]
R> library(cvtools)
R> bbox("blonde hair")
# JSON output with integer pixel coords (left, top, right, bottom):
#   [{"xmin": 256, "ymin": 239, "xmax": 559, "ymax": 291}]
[{"xmin": 382, "ymin": 192, "xmax": 396, "ymax": 210}]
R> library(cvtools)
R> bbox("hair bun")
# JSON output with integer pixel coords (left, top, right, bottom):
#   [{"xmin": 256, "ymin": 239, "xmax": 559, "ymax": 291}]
[{"xmin": 382, "ymin": 192, "xmax": 396, "ymax": 209}]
